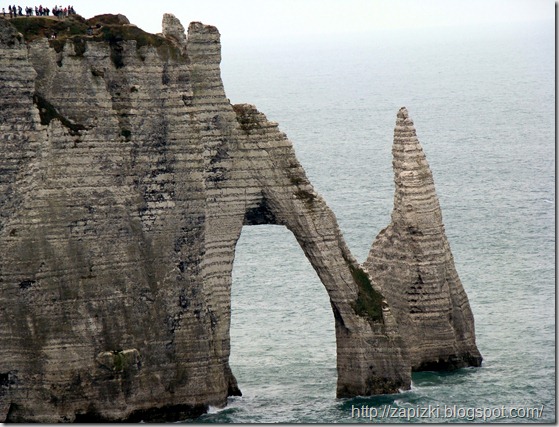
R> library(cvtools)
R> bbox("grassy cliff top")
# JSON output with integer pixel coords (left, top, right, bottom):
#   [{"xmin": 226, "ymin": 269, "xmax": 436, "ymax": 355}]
[{"xmin": 9, "ymin": 14, "xmax": 170, "ymax": 50}]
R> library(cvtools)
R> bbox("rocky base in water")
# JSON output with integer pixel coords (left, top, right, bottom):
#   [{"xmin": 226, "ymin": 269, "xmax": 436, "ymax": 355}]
[{"xmin": 0, "ymin": 13, "xmax": 481, "ymax": 422}]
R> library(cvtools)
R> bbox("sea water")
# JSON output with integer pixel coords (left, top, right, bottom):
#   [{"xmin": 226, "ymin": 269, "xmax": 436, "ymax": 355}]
[{"xmin": 190, "ymin": 21, "xmax": 555, "ymax": 423}]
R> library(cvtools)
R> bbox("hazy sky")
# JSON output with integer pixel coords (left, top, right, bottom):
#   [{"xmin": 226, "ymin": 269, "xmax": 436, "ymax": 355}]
[{"xmin": 71, "ymin": 0, "xmax": 552, "ymax": 41}]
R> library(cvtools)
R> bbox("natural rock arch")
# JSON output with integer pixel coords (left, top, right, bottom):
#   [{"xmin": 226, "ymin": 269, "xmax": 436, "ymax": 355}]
[
  {"xmin": 0, "ymin": 14, "xmax": 481, "ymax": 422},
  {"xmin": 0, "ymin": 17, "xmax": 409, "ymax": 421},
  {"xmin": 199, "ymin": 102, "xmax": 411, "ymax": 401}
]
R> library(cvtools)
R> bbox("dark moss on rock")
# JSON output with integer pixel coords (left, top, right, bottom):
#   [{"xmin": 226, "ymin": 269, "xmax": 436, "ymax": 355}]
[
  {"xmin": 98, "ymin": 23, "xmax": 183, "ymax": 63},
  {"xmin": 33, "ymin": 93, "xmax": 87, "ymax": 135},
  {"xmin": 349, "ymin": 264, "xmax": 384, "ymax": 323},
  {"xmin": 232, "ymin": 104, "xmax": 262, "ymax": 134},
  {"xmin": 99, "ymin": 24, "xmax": 165, "ymax": 49},
  {"xmin": 72, "ymin": 36, "xmax": 86, "ymax": 56}
]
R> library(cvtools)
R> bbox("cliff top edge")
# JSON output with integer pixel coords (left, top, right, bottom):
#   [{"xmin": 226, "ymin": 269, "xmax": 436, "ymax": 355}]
[{"xmin": 1, "ymin": 12, "xmax": 216, "ymax": 49}]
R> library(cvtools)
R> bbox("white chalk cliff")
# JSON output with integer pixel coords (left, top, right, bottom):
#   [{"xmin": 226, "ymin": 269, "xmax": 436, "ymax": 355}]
[{"xmin": 0, "ymin": 14, "xmax": 480, "ymax": 422}]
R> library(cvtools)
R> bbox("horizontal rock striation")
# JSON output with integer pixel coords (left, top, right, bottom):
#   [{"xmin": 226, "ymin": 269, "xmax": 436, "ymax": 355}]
[
  {"xmin": 364, "ymin": 107, "xmax": 482, "ymax": 371},
  {"xmin": 227, "ymin": 104, "xmax": 410, "ymax": 399},
  {"xmin": 0, "ymin": 14, "xmax": 418, "ymax": 422},
  {"xmin": 0, "ymin": 14, "xmax": 216, "ymax": 423}
]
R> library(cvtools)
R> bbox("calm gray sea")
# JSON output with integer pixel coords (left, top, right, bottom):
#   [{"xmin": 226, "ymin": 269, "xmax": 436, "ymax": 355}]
[{"xmin": 191, "ymin": 21, "xmax": 555, "ymax": 423}]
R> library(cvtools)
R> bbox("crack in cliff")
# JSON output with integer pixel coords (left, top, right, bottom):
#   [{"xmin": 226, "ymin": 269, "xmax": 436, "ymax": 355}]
[{"xmin": 33, "ymin": 93, "xmax": 87, "ymax": 135}]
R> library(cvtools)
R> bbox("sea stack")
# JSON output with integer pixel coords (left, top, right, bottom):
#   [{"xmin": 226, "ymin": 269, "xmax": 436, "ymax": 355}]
[{"xmin": 364, "ymin": 107, "xmax": 483, "ymax": 371}]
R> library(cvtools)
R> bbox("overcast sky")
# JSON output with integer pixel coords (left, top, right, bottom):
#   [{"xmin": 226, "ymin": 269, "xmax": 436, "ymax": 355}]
[{"xmin": 72, "ymin": 0, "xmax": 552, "ymax": 41}]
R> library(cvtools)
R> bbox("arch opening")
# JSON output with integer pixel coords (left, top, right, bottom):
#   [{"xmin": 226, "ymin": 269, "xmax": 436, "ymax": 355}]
[{"xmin": 229, "ymin": 225, "xmax": 336, "ymax": 405}]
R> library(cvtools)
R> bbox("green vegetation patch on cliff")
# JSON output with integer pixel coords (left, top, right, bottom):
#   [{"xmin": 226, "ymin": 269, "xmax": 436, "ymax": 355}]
[
  {"xmin": 98, "ymin": 24, "xmax": 167, "ymax": 50},
  {"xmin": 349, "ymin": 264, "xmax": 384, "ymax": 323},
  {"xmin": 10, "ymin": 16, "xmax": 88, "ymax": 44},
  {"xmin": 98, "ymin": 24, "xmax": 182, "ymax": 65},
  {"xmin": 9, "ymin": 14, "xmax": 182, "ymax": 62},
  {"xmin": 232, "ymin": 104, "xmax": 262, "ymax": 135}
]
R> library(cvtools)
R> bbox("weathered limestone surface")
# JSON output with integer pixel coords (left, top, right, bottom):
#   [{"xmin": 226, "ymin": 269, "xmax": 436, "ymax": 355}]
[
  {"xmin": 0, "ymin": 14, "xmax": 416, "ymax": 422},
  {"xmin": 364, "ymin": 108, "xmax": 482, "ymax": 371},
  {"xmin": 162, "ymin": 13, "xmax": 187, "ymax": 54}
]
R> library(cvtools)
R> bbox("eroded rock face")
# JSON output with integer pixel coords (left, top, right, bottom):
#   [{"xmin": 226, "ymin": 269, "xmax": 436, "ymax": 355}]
[
  {"xmin": 364, "ymin": 107, "xmax": 482, "ymax": 371},
  {"xmin": 162, "ymin": 13, "xmax": 187, "ymax": 53},
  {"xmin": 227, "ymin": 104, "xmax": 410, "ymax": 399},
  {"xmin": 0, "ymin": 14, "xmax": 413, "ymax": 422}
]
